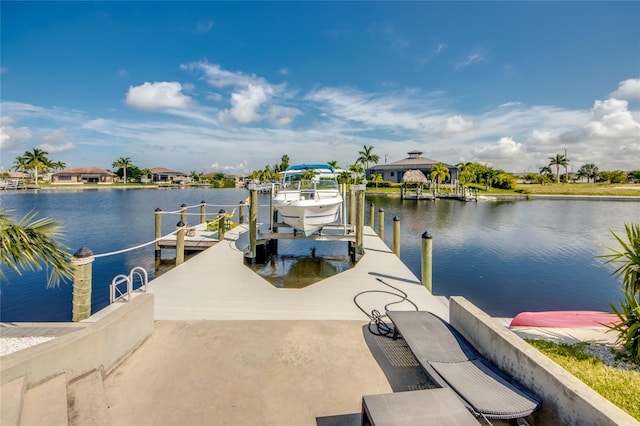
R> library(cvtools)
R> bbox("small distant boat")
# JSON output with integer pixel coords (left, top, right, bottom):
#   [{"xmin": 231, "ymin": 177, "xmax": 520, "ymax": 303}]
[
  {"xmin": 510, "ymin": 311, "xmax": 621, "ymax": 328},
  {"xmin": 272, "ymin": 164, "xmax": 343, "ymax": 237}
]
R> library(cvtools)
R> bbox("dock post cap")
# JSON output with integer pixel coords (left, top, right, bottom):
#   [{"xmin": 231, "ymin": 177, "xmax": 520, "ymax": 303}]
[
  {"xmin": 201, "ymin": 200, "xmax": 206, "ymax": 204},
  {"xmin": 176, "ymin": 220, "xmax": 185, "ymax": 228},
  {"xmin": 73, "ymin": 246, "xmax": 93, "ymax": 258},
  {"xmin": 155, "ymin": 207, "xmax": 162, "ymax": 212},
  {"xmin": 239, "ymin": 200, "xmax": 245, "ymax": 205},
  {"xmin": 378, "ymin": 208, "xmax": 384, "ymax": 212},
  {"xmin": 218, "ymin": 209, "xmax": 226, "ymax": 214},
  {"xmin": 393, "ymin": 216, "xmax": 400, "ymax": 222},
  {"xmin": 422, "ymin": 231, "xmax": 432, "ymax": 239}
]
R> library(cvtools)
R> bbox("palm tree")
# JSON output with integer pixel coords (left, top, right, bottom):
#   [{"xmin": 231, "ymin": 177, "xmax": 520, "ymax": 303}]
[
  {"xmin": 371, "ymin": 173, "xmax": 384, "ymax": 188},
  {"xmin": 429, "ymin": 163, "xmax": 450, "ymax": 192},
  {"xmin": 112, "ymin": 157, "xmax": 133, "ymax": 184},
  {"xmin": 140, "ymin": 168, "xmax": 152, "ymax": 183},
  {"xmin": 349, "ymin": 163, "xmax": 364, "ymax": 184},
  {"xmin": 327, "ymin": 160, "xmax": 339, "ymax": 170},
  {"xmin": 23, "ymin": 148, "xmax": 51, "ymax": 185},
  {"xmin": 0, "ymin": 210, "xmax": 73, "ymax": 287},
  {"xmin": 13, "ymin": 155, "xmax": 29, "ymax": 173},
  {"xmin": 357, "ymin": 145, "xmax": 380, "ymax": 171},
  {"xmin": 51, "ymin": 161, "xmax": 67, "ymax": 172},
  {"xmin": 577, "ymin": 163, "xmax": 599, "ymax": 183},
  {"xmin": 548, "ymin": 154, "xmax": 568, "ymax": 183}
]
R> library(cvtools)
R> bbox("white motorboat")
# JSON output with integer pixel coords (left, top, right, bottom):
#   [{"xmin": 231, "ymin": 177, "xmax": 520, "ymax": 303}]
[{"xmin": 272, "ymin": 164, "xmax": 343, "ymax": 236}]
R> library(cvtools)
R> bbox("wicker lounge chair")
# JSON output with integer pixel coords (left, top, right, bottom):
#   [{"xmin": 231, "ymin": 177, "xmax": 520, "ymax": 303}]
[{"xmin": 386, "ymin": 310, "xmax": 542, "ymax": 420}]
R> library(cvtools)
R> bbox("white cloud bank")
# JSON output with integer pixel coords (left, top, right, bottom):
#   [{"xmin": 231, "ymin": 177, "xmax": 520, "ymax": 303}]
[{"xmin": 3, "ymin": 69, "xmax": 639, "ymax": 175}]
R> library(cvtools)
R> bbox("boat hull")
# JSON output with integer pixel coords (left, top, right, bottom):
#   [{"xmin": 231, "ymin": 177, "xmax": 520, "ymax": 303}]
[{"xmin": 274, "ymin": 196, "xmax": 342, "ymax": 236}]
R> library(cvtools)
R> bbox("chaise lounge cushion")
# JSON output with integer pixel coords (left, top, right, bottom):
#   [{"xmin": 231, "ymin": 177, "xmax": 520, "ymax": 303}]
[{"xmin": 386, "ymin": 310, "xmax": 541, "ymax": 419}]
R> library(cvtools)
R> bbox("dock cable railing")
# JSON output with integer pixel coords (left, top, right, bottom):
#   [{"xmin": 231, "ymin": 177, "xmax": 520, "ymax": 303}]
[{"xmin": 94, "ymin": 202, "xmax": 244, "ymax": 304}]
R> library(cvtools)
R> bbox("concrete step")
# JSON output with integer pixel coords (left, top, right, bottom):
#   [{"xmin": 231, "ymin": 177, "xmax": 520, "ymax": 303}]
[
  {"xmin": 1, "ymin": 376, "xmax": 26, "ymax": 426},
  {"xmin": 20, "ymin": 374, "xmax": 68, "ymax": 426},
  {"xmin": 67, "ymin": 369, "xmax": 111, "ymax": 426}
]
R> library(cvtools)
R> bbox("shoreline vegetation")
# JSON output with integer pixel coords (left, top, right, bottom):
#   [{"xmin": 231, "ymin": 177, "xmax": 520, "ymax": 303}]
[{"xmin": 5, "ymin": 182, "xmax": 640, "ymax": 198}]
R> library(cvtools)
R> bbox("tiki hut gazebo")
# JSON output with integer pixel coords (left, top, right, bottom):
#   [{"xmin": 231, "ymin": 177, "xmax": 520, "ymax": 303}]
[{"xmin": 401, "ymin": 169, "xmax": 433, "ymax": 200}]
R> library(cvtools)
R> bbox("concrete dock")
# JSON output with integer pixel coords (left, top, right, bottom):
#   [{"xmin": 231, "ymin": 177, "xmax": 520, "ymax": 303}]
[
  {"xmin": 103, "ymin": 224, "xmax": 451, "ymax": 425},
  {"xmin": 148, "ymin": 224, "xmax": 450, "ymax": 321}
]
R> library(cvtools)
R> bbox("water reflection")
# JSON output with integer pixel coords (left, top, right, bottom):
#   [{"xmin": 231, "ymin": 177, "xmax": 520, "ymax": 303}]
[{"xmin": 250, "ymin": 254, "xmax": 351, "ymax": 289}]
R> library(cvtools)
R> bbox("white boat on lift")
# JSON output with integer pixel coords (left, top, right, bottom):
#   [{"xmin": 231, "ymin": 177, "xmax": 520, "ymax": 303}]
[{"xmin": 272, "ymin": 164, "xmax": 343, "ymax": 237}]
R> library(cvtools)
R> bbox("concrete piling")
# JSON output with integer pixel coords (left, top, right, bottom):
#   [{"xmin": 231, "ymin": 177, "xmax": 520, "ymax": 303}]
[{"xmin": 72, "ymin": 247, "xmax": 94, "ymax": 322}]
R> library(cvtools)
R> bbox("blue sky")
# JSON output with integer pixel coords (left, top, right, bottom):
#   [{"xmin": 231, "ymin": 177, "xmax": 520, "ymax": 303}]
[{"xmin": 2, "ymin": 1, "xmax": 639, "ymax": 175}]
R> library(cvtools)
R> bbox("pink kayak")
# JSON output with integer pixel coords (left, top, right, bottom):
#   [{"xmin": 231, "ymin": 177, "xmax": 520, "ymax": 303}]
[{"xmin": 510, "ymin": 311, "xmax": 621, "ymax": 328}]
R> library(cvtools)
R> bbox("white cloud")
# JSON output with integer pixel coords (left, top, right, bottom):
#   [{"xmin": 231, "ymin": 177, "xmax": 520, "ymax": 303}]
[
  {"xmin": 125, "ymin": 82, "xmax": 192, "ymax": 111},
  {"xmin": 586, "ymin": 98, "xmax": 640, "ymax": 139},
  {"xmin": 39, "ymin": 142, "xmax": 76, "ymax": 153},
  {"xmin": 471, "ymin": 137, "xmax": 522, "ymax": 160},
  {"xmin": 0, "ymin": 125, "xmax": 32, "ymax": 150},
  {"xmin": 440, "ymin": 115, "xmax": 473, "ymax": 135},
  {"xmin": 218, "ymin": 84, "xmax": 273, "ymax": 123},
  {"xmin": 455, "ymin": 50, "xmax": 485, "ymax": 70},
  {"xmin": 611, "ymin": 78, "xmax": 640, "ymax": 99},
  {"xmin": 267, "ymin": 106, "xmax": 301, "ymax": 127}
]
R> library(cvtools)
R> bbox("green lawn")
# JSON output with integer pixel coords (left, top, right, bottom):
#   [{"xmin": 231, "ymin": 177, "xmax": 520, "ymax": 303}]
[
  {"xmin": 364, "ymin": 183, "xmax": 640, "ymax": 197},
  {"xmin": 527, "ymin": 339, "xmax": 640, "ymax": 420}
]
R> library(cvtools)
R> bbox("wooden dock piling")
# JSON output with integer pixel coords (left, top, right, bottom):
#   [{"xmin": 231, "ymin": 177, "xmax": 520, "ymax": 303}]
[
  {"xmin": 377, "ymin": 208, "xmax": 384, "ymax": 239},
  {"xmin": 421, "ymin": 231, "xmax": 433, "ymax": 292},
  {"xmin": 155, "ymin": 208, "xmax": 162, "ymax": 260},
  {"xmin": 72, "ymin": 247, "xmax": 94, "ymax": 322},
  {"xmin": 393, "ymin": 216, "xmax": 400, "ymax": 257},
  {"xmin": 176, "ymin": 221, "xmax": 185, "ymax": 265}
]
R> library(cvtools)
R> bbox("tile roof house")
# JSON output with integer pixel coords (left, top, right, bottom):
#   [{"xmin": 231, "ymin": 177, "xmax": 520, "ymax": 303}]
[
  {"xmin": 367, "ymin": 150, "xmax": 459, "ymax": 183},
  {"xmin": 150, "ymin": 167, "xmax": 188, "ymax": 183},
  {"xmin": 51, "ymin": 167, "xmax": 116, "ymax": 184}
]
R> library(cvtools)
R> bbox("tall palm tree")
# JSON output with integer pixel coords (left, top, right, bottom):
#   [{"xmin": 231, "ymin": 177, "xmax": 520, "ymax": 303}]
[
  {"xmin": 357, "ymin": 145, "xmax": 380, "ymax": 171},
  {"xmin": 112, "ymin": 157, "xmax": 133, "ymax": 184},
  {"xmin": 23, "ymin": 148, "xmax": 51, "ymax": 185},
  {"xmin": 429, "ymin": 162, "xmax": 450, "ymax": 192},
  {"xmin": 0, "ymin": 210, "xmax": 73, "ymax": 287},
  {"xmin": 548, "ymin": 154, "xmax": 568, "ymax": 183}
]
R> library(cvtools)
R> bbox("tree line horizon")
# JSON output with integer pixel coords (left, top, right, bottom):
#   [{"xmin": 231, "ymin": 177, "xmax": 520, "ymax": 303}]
[{"xmin": 6, "ymin": 146, "xmax": 640, "ymax": 188}]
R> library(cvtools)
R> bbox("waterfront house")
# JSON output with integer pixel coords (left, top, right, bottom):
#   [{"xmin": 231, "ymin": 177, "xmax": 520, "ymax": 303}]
[
  {"xmin": 150, "ymin": 167, "xmax": 188, "ymax": 183},
  {"xmin": 51, "ymin": 167, "xmax": 116, "ymax": 184},
  {"xmin": 366, "ymin": 150, "xmax": 458, "ymax": 183}
]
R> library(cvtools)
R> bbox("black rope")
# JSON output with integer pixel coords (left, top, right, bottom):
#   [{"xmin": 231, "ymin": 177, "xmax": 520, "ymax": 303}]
[{"xmin": 353, "ymin": 277, "xmax": 419, "ymax": 338}]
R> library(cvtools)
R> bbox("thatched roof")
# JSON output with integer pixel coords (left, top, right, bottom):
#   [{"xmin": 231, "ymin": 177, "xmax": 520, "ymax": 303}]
[{"xmin": 402, "ymin": 169, "xmax": 428, "ymax": 183}]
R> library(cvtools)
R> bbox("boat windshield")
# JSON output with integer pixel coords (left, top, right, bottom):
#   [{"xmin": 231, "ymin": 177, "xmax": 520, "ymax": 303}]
[{"xmin": 281, "ymin": 171, "xmax": 338, "ymax": 191}]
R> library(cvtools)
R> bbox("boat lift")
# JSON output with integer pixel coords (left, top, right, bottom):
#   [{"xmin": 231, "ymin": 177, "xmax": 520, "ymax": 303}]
[{"xmin": 245, "ymin": 182, "xmax": 367, "ymax": 264}]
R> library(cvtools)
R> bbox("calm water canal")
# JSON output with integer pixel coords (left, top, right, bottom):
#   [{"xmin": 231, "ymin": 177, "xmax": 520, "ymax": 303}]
[{"xmin": 1, "ymin": 188, "xmax": 637, "ymax": 321}]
